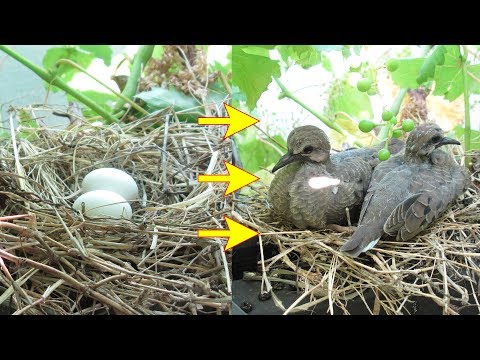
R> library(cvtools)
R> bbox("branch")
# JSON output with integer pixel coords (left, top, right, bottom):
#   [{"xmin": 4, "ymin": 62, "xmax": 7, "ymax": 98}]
[
  {"xmin": 273, "ymin": 77, "xmax": 345, "ymax": 135},
  {"xmin": 112, "ymin": 45, "xmax": 154, "ymax": 115},
  {"xmin": 55, "ymin": 59, "xmax": 149, "ymax": 116},
  {"xmin": 0, "ymin": 45, "xmax": 118, "ymax": 123}
]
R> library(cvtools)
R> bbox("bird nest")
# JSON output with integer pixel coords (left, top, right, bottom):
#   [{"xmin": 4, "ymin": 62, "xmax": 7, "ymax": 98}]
[
  {"xmin": 0, "ymin": 108, "xmax": 232, "ymax": 315},
  {"xmin": 235, "ymin": 169, "xmax": 480, "ymax": 315}
]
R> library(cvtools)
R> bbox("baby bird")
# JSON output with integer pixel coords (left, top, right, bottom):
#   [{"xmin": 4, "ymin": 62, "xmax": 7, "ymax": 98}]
[
  {"xmin": 268, "ymin": 125, "xmax": 404, "ymax": 231},
  {"xmin": 340, "ymin": 123, "xmax": 471, "ymax": 257}
]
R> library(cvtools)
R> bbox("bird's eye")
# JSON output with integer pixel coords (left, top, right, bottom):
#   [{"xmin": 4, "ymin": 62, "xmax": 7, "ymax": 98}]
[
  {"xmin": 431, "ymin": 135, "xmax": 442, "ymax": 143},
  {"xmin": 303, "ymin": 146, "xmax": 314, "ymax": 154}
]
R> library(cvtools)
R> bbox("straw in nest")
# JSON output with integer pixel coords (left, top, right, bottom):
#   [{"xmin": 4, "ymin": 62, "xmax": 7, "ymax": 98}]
[
  {"xmin": 0, "ymin": 106, "xmax": 232, "ymax": 315},
  {"xmin": 235, "ymin": 157, "xmax": 480, "ymax": 315}
]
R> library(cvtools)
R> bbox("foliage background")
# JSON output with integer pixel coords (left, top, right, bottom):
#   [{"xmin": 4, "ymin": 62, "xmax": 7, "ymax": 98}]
[{"xmin": 232, "ymin": 45, "xmax": 480, "ymax": 177}]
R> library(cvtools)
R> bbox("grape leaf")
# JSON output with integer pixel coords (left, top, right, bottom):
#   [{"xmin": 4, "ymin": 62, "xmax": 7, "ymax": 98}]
[
  {"xmin": 468, "ymin": 64, "xmax": 480, "ymax": 94},
  {"xmin": 416, "ymin": 45, "xmax": 446, "ymax": 84},
  {"xmin": 79, "ymin": 45, "xmax": 113, "ymax": 66},
  {"xmin": 450, "ymin": 125, "xmax": 480, "ymax": 150},
  {"xmin": 433, "ymin": 45, "xmax": 480, "ymax": 101},
  {"xmin": 241, "ymin": 46, "xmax": 274, "ymax": 58},
  {"xmin": 68, "ymin": 90, "xmax": 116, "ymax": 110},
  {"xmin": 232, "ymin": 46, "xmax": 280, "ymax": 110},
  {"xmin": 352, "ymin": 45, "xmax": 362, "ymax": 56},
  {"xmin": 341, "ymin": 46, "xmax": 351, "ymax": 58},
  {"xmin": 329, "ymin": 82, "xmax": 373, "ymax": 120},
  {"xmin": 276, "ymin": 45, "xmax": 322, "ymax": 68},
  {"xmin": 328, "ymin": 81, "xmax": 374, "ymax": 148},
  {"xmin": 321, "ymin": 53, "xmax": 332, "ymax": 72},
  {"xmin": 135, "ymin": 86, "xmax": 200, "ymax": 121},
  {"xmin": 43, "ymin": 46, "xmax": 95, "ymax": 89},
  {"xmin": 313, "ymin": 45, "xmax": 344, "ymax": 52},
  {"xmin": 391, "ymin": 58, "xmax": 425, "ymax": 89},
  {"xmin": 234, "ymin": 127, "xmax": 287, "ymax": 173},
  {"xmin": 67, "ymin": 90, "xmax": 117, "ymax": 118}
]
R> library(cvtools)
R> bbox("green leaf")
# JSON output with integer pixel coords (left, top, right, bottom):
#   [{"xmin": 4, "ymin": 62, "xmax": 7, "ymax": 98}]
[
  {"xmin": 152, "ymin": 45, "xmax": 165, "ymax": 59},
  {"xmin": 312, "ymin": 45, "xmax": 344, "ymax": 52},
  {"xmin": 391, "ymin": 58, "xmax": 425, "ymax": 89},
  {"xmin": 231, "ymin": 85, "xmax": 246, "ymax": 107},
  {"xmin": 341, "ymin": 46, "xmax": 351, "ymax": 58},
  {"xmin": 210, "ymin": 60, "xmax": 231, "ymax": 75},
  {"xmin": 0, "ymin": 131, "xmax": 10, "ymax": 139},
  {"xmin": 67, "ymin": 90, "xmax": 117, "ymax": 118},
  {"xmin": 209, "ymin": 47, "xmax": 231, "ymax": 75},
  {"xmin": 43, "ymin": 46, "xmax": 95, "ymax": 89},
  {"xmin": 467, "ymin": 64, "xmax": 480, "ymax": 94},
  {"xmin": 206, "ymin": 82, "xmax": 228, "ymax": 105},
  {"xmin": 329, "ymin": 81, "xmax": 373, "ymax": 120},
  {"xmin": 234, "ymin": 127, "xmax": 287, "ymax": 173},
  {"xmin": 352, "ymin": 45, "xmax": 362, "ymax": 56},
  {"xmin": 416, "ymin": 45, "xmax": 446, "ymax": 84},
  {"xmin": 18, "ymin": 109, "xmax": 38, "ymax": 128},
  {"xmin": 135, "ymin": 87, "xmax": 201, "ymax": 121},
  {"xmin": 433, "ymin": 45, "xmax": 480, "ymax": 101},
  {"xmin": 327, "ymin": 80, "xmax": 374, "ymax": 148},
  {"xmin": 79, "ymin": 45, "xmax": 113, "ymax": 66},
  {"xmin": 232, "ymin": 46, "xmax": 280, "ymax": 110},
  {"xmin": 17, "ymin": 109, "xmax": 39, "ymax": 140},
  {"xmin": 321, "ymin": 53, "xmax": 332, "ymax": 72},
  {"xmin": 450, "ymin": 125, "xmax": 480, "ymax": 150},
  {"xmin": 241, "ymin": 46, "xmax": 274, "ymax": 58},
  {"xmin": 275, "ymin": 45, "xmax": 322, "ymax": 68}
]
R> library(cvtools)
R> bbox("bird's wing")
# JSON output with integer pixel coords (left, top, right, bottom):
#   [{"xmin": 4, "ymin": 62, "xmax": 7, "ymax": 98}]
[
  {"xmin": 358, "ymin": 154, "xmax": 405, "ymax": 224},
  {"xmin": 268, "ymin": 162, "xmax": 300, "ymax": 223},
  {"xmin": 384, "ymin": 162, "xmax": 470, "ymax": 241},
  {"xmin": 340, "ymin": 165, "xmax": 413, "ymax": 257}
]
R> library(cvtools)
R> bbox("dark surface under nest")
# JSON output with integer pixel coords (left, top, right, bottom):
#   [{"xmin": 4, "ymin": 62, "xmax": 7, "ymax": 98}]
[
  {"xmin": 0, "ymin": 109, "xmax": 232, "ymax": 315},
  {"xmin": 233, "ymin": 169, "xmax": 480, "ymax": 315}
]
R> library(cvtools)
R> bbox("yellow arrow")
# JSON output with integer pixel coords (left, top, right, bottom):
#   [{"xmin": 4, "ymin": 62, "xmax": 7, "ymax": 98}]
[
  {"xmin": 198, "ymin": 216, "xmax": 259, "ymax": 251},
  {"xmin": 198, "ymin": 103, "xmax": 260, "ymax": 139},
  {"xmin": 198, "ymin": 161, "xmax": 259, "ymax": 196}
]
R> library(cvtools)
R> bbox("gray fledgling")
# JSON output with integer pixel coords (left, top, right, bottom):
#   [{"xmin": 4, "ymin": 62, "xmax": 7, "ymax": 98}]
[
  {"xmin": 340, "ymin": 123, "xmax": 471, "ymax": 258},
  {"xmin": 268, "ymin": 125, "xmax": 404, "ymax": 231}
]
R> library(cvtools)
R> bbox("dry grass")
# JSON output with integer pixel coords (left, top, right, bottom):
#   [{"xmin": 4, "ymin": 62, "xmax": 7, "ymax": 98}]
[
  {"xmin": 0, "ymin": 106, "xmax": 231, "ymax": 315},
  {"xmin": 235, "ymin": 168, "xmax": 480, "ymax": 315}
]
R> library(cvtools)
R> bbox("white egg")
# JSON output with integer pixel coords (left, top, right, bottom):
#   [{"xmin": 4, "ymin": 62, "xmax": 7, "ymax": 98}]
[
  {"xmin": 81, "ymin": 168, "xmax": 138, "ymax": 201},
  {"xmin": 73, "ymin": 190, "xmax": 132, "ymax": 220}
]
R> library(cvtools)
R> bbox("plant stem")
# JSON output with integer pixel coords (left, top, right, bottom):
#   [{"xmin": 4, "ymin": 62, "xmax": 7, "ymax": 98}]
[
  {"xmin": 461, "ymin": 45, "xmax": 471, "ymax": 167},
  {"xmin": 0, "ymin": 45, "xmax": 118, "ymax": 123},
  {"xmin": 376, "ymin": 88, "xmax": 408, "ymax": 142},
  {"xmin": 273, "ymin": 77, "xmax": 344, "ymax": 135},
  {"xmin": 113, "ymin": 45, "xmax": 154, "ymax": 114},
  {"xmin": 377, "ymin": 46, "xmax": 433, "ymax": 143},
  {"xmin": 55, "ymin": 59, "xmax": 149, "ymax": 116}
]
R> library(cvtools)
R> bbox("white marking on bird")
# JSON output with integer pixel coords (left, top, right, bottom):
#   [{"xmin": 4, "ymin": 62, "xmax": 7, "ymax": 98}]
[{"xmin": 308, "ymin": 176, "xmax": 341, "ymax": 189}]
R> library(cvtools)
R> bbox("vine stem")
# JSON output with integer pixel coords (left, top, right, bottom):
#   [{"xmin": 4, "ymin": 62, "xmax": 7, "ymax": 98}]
[
  {"xmin": 273, "ymin": 77, "xmax": 345, "ymax": 135},
  {"xmin": 461, "ymin": 45, "xmax": 471, "ymax": 168},
  {"xmin": 55, "ymin": 59, "xmax": 149, "ymax": 116},
  {"xmin": 112, "ymin": 45, "xmax": 154, "ymax": 115},
  {"xmin": 0, "ymin": 45, "xmax": 118, "ymax": 123},
  {"xmin": 273, "ymin": 78, "xmax": 367, "ymax": 147},
  {"xmin": 376, "ymin": 88, "xmax": 407, "ymax": 142}
]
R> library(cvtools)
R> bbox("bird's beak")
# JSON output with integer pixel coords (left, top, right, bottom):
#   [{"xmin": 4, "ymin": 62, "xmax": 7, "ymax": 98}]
[
  {"xmin": 272, "ymin": 151, "xmax": 298, "ymax": 173},
  {"xmin": 436, "ymin": 136, "xmax": 461, "ymax": 148}
]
